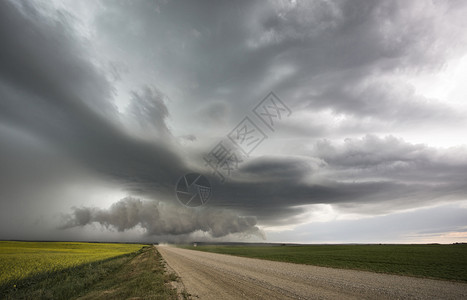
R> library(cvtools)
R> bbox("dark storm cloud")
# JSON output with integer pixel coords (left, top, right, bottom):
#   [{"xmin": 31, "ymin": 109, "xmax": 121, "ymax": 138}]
[
  {"xmin": 242, "ymin": 0, "xmax": 467, "ymax": 126},
  {"xmin": 0, "ymin": 0, "xmax": 271, "ymax": 240},
  {"xmin": 196, "ymin": 101, "xmax": 231, "ymax": 127},
  {"xmin": 310, "ymin": 79, "xmax": 463, "ymax": 123},
  {"xmin": 87, "ymin": 0, "xmax": 467, "ymax": 139},
  {"xmin": 0, "ymin": 1, "xmax": 188, "ymax": 199},
  {"xmin": 206, "ymin": 135, "xmax": 467, "ymax": 222},
  {"xmin": 126, "ymin": 86, "xmax": 171, "ymax": 136},
  {"xmin": 91, "ymin": 0, "xmax": 267, "ymax": 111},
  {"xmin": 239, "ymin": 156, "xmax": 314, "ymax": 180},
  {"xmin": 312, "ymin": 135, "xmax": 467, "ymax": 183},
  {"xmin": 213, "ymin": 177, "xmax": 421, "ymax": 222},
  {"xmin": 61, "ymin": 197, "xmax": 263, "ymax": 239},
  {"xmin": 94, "ymin": 0, "xmax": 467, "ymax": 134},
  {"xmin": 2, "ymin": 0, "xmax": 467, "ymax": 242}
]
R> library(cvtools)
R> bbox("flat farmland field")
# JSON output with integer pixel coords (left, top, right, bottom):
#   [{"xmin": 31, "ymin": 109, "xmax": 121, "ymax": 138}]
[
  {"xmin": 182, "ymin": 243, "xmax": 467, "ymax": 282},
  {"xmin": 0, "ymin": 241, "xmax": 143, "ymax": 284},
  {"xmin": 0, "ymin": 241, "xmax": 180, "ymax": 299}
]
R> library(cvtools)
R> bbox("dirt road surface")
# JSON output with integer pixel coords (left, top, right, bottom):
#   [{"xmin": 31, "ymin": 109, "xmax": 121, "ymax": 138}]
[{"xmin": 157, "ymin": 245, "xmax": 467, "ymax": 300}]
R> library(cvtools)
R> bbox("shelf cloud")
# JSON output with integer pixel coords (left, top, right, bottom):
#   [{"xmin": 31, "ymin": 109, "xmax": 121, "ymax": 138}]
[{"xmin": 60, "ymin": 197, "xmax": 263, "ymax": 240}]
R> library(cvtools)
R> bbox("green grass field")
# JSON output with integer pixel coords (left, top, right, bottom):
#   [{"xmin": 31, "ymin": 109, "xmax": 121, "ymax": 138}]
[
  {"xmin": 0, "ymin": 241, "xmax": 144, "ymax": 285},
  {"xmin": 182, "ymin": 243, "xmax": 467, "ymax": 282}
]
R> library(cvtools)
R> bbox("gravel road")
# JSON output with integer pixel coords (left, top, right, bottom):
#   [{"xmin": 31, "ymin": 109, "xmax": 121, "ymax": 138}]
[{"xmin": 157, "ymin": 245, "xmax": 467, "ymax": 300}]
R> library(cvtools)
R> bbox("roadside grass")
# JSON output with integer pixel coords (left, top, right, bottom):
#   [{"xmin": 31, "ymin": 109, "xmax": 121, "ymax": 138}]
[
  {"xmin": 0, "ymin": 242, "xmax": 179, "ymax": 299},
  {"xmin": 76, "ymin": 246, "xmax": 178, "ymax": 300},
  {"xmin": 181, "ymin": 244, "xmax": 467, "ymax": 282}
]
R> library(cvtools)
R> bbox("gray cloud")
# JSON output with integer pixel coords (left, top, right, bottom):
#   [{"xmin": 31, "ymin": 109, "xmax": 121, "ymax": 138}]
[
  {"xmin": 0, "ymin": 0, "xmax": 189, "ymax": 200},
  {"xmin": 61, "ymin": 197, "xmax": 264, "ymax": 239},
  {"xmin": 126, "ymin": 86, "xmax": 171, "ymax": 137},
  {"xmin": 1, "ymin": 0, "xmax": 467, "ymax": 243},
  {"xmin": 311, "ymin": 135, "xmax": 467, "ymax": 183},
  {"xmin": 311, "ymin": 79, "xmax": 463, "ymax": 123},
  {"xmin": 204, "ymin": 135, "xmax": 467, "ymax": 222},
  {"xmin": 196, "ymin": 101, "xmax": 231, "ymax": 127},
  {"xmin": 239, "ymin": 156, "xmax": 313, "ymax": 179}
]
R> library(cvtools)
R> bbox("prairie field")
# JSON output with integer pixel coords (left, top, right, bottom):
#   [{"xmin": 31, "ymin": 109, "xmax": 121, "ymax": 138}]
[
  {"xmin": 0, "ymin": 241, "xmax": 179, "ymax": 299},
  {"xmin": 0, "ymin": 241, "xmax": 143, "ymax": 285},
  {"xmin": 182, "ymin": 243, "xmax": 467, "ymax": 282}
]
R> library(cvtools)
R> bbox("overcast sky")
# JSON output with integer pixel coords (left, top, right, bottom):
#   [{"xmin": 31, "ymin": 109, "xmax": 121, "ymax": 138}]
[{"xmin": 1, "ymin": 0, "xmax": 467, "ymax": 244}]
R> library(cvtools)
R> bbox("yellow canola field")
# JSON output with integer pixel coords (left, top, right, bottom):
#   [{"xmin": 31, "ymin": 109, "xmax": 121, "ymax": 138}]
[{"xmin": 0, "ymin": 241, "xmax": 144, "ymax": 284}]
